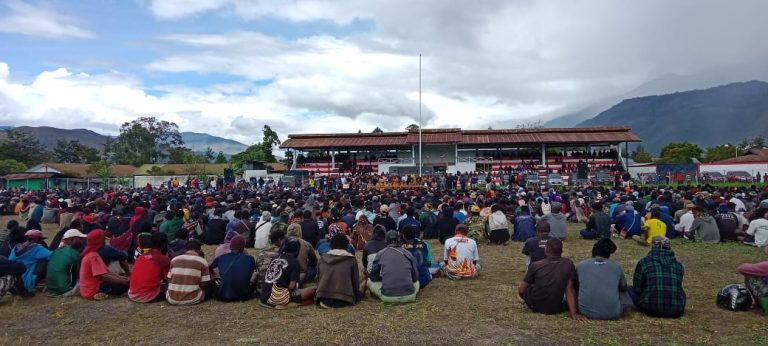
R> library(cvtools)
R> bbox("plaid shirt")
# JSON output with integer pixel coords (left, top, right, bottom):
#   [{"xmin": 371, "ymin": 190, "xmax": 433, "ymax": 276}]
[{"xmin": 633, "ymin": 248, "xmax": 686, "ymax": 317}]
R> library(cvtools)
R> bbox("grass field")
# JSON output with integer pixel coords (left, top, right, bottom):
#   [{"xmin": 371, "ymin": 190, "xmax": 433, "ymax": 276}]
[{"xmin": 1, "ymin": 215, "xmax": 766, "ymax": 345}]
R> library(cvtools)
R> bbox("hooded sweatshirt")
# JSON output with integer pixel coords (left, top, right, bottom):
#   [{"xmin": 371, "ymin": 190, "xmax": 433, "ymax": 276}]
[
  {"xmin": 633, "ymin": 248, "xmax": 686, "ymax": 317},
  {"xmin": 363, "ymin": 225, "xmax": 387, "ymax": 273},
  {"xmin": 316, "ymin": 249, "xmax": 361, "ymax": 304},
  {"xmin": 287, "ymin": 223, "xmax": 317, "ymax": 273},
  {"xmin": 690, "ymin": 214, "xmax": 720, "ymax": 243},
  {"xmin": 541, "ymin": 212, "xmax": 568, "ymax": 239}
]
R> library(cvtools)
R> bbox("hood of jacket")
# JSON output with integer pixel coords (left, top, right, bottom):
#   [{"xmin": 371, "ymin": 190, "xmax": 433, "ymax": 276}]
[
  {"xmin": 648, "ymin": 247, "xmax": 677, "ymax": 266},
  {"xmin": 321, "ymin": 249, "xmax": 355, "ymax": 264}
]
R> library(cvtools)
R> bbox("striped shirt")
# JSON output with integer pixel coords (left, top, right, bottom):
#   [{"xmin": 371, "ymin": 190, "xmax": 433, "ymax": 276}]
[{"xmin": 166, "ymin": 252, "xmax": 211, "ymax": 305}]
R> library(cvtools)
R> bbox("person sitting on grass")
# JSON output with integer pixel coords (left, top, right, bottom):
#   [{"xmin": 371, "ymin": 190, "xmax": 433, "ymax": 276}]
[
  {"xmin": 540, "ymin": 202, "xmax": 567, "ymax": 240},
  {"xmin": 0, "ymin": 254, "xmax": 29, "ymax": 299},
  {"xmin": 211, "ymin": 234, "xmax": 257, "ymax": 302},
  {"xmin": 629, "ymin": 236, "xmax": 686, "ymax": 318},
  {"xmin": 522, "ymin": 221, "xmax": 551, "ymax": 267},
  {"xmin": 575, "ymin": 238, "xmax": 627, "ymax": 320},
  {"xmin": 260, "ymin": 238, "xmax": 316, "ymax": 309},
  {"xmin": 168, "ymin": 228, "xmax": 190, "ymax": 258},
  {"xmin": 745, "ymin": 211, "xmax": 768, "ymax": 247},
  {"xmin": 614, "ymin": 205, "xmax": 643, "ymax": 238},
  {"xmin": 9, "ymin": 229, "xmax": 52, "ymax": 294},
  {"xmin": 45, "ymin": 229, "xmax": 87, "ymax": 297},
  {"xmin": 488, "ymin": 204, "xmax": 510, "ymax": 245},
  {"xmin": 441, "ymin": 224, "xmax": 480, "ymax": 280},
  {"xmin": 689, "ymin": 205, "xmax": 720, "ymax": 243},
  {"xmin": 368, "ymin": 231, "xmax": 419, "ymax": 304},
  {"xmin": 128, "ymin": 233, "xmax": 171, "ymax": 303},
  {"xmin": 512, "ymin": 205, "xmax": 536, "ymax": 242},
  {"xmin": 737, "ymin": 245, "xmax": 768, "ymax": 314},
  {"xmin": 401, "ymin": 225, "xmax": 433, "ymax": 288},
  {"xmin": 315, "ymin": 234, "xmax": 362, "ymax": 309},
  {"xmin": 79, "ymin": 229, "xmax": 130, "ymax": 300},
  {"xmin": 633, "ymin": 207, "xmax": 667, "ymax": 247},
  {"xmin": 518, "ymin": 238, "xmax": 586, "ymax": 320},
  {"xmin": 580, "ymin": 203, "xmax": 611, "ymax": 240},
  {"xmin": 166, "ymin": 240, "xmax": 212, "ymax": 305},
  {"xmin": 286, "ymin": 223, "xmax": 319, "ymax": 285}
]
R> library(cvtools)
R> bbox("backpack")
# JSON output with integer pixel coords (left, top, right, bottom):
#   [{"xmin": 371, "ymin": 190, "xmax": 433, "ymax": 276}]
[{"xmin": 716, "ymin": 284, "xmax": 753, "ymax": 311}]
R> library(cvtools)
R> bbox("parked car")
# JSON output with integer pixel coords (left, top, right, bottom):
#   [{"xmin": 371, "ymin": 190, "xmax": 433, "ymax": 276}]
[
  {"xmin": 594, "ymin": 173, "xmax": 613, "ymax": 185},
  {"xmin": 726, "ymin": 171, "xmax": 753, "ymax": 182},
  {"xmin": 526, "ymin": 174, "xmax": 540, "ymax": 186},
  {"xmin": 548, "ymin": 173, "xmax": 564, "ymax": 186},
  {"xmin": 701, "ymin": 171, "xmax": 726, "ymax": 183}
]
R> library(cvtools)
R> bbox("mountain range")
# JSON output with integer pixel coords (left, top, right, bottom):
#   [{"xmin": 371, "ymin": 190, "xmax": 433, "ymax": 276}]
[
  {"xmin": 0, "ymin": 126, "xmax": 249, "ymax": 155},
  {"xmin": 3, "ymin": 79, "xmax": 767, "ymax": 157},
  {"xmin": 578, "ymin": 80, "xmax": 768, "ymax": 154}
]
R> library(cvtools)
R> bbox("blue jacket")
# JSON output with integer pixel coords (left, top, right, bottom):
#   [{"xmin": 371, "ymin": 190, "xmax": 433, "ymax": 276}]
[
  {"xmin": 617, "ymin": 212, "xmax": 643, "ymax": 237},
  {"xmin": 401, "ymin": 238, "xmax": 432, "ymax": 288},
  {"xmin": 9, "ymin": 243, "xmax": 52, "ymax": 291},
  {"xmin": 513, "ymin": 214, "xmax": 536, "ymax": 241}
]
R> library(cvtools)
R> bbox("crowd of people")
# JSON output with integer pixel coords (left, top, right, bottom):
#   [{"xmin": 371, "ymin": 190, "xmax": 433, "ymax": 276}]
[{"xmin": 0, "ymin": 171, "xmax": 766, "ymax": 320}]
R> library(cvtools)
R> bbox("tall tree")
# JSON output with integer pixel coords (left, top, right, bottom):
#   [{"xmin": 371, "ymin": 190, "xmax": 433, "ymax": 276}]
[
  {"xmin": 406, "ymin": 124, "xmax": 419, "ymax": 131},
  {"xmin": 657, "ymin": 142, "xmax": 703, "ymax": 163},
  {"xmin": 110, "ymin": 116, "xmax": 184, "ymax": 165},
  {"xmin": 230, "ymin": 125, "xmax": 282, "ymax": 173},
  {"xmin": 704, "ymin": 144, "xmax": 744, "ymax": 162},
  {"xmin": 372, "ymin": 127, "xmax": 383, "ymax": 133},
  {"xmin": 53, "ymin": 139, "xmax": 100, "ymax": 163},
  {"xmin": 204, "ymin": 147, "xmax": 215, "ymax": 163},
  {"xmin": 0, "ymin": 159, "xmax": 27, "ymax": 176},
  {"xmin": 260, "ymin": 125, "xmax": 281, "ymax": 163},
  {"xmin": 0, "ymin": 129, "xmax": 50, "ymax": 166},
  {"xmin": 87, "ymin": 161, "xmax": 113, "ymax": 188},
  {"xmin": 631, "ymin": 145, "xmax": 653, "ymax": 163},
  {"xmin": 214, "ymin": 151, "xmax": 228, "ymax": 164}
]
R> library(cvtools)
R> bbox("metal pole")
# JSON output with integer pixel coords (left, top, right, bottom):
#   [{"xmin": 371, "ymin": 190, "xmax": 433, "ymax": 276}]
[
  {"xmin": 418, "ymin": 53, "xmax": 422, "ymax": 177},
  {"xmin": 625, "ymin": 142, "xmax": 629, "ymax": 170}
]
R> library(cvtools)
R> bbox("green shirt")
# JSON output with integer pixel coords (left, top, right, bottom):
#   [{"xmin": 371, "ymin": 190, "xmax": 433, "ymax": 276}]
[
  {"xmin": 160, "ymin": 218, "xmax": 184, "ymax": 241},
  {"xmin": 45, "ymin": 246, "xmax": 81, "ymax": 295}
]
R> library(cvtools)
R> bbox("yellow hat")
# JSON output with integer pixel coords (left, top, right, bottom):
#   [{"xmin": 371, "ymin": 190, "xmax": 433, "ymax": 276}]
[{"xmin": 471, "ymin": 205, "xmax": 481, "ymax": 213}]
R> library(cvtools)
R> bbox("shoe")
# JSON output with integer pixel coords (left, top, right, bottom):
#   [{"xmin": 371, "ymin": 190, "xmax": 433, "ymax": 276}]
[
  {"xmin": 259, "ymin": 301, "xmax": 275, "ymax": 309},
  {"xmin": 319, "ymin": 301, "xmax": 331, "ymax": 309},
  {"xmin": 631, "ymin": 235, "xmax": 649, "ymax": 246},
  {"xmin": 92, "ymin": 293, "xmax": 110, "ymax": 301}
]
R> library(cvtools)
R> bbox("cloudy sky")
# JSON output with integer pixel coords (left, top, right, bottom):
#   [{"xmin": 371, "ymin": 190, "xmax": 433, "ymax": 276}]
[{"xmin": 0, "ymin": 0, "xmax": 767, "ymax": 145}]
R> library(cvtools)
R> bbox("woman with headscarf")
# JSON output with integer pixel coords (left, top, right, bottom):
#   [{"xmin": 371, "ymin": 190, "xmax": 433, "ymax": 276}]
[
  {"xmin": 351, "ymin": 213, "xmax": 373, "ymax": 251},
  {"xmin": 286, "ymin": 223, "xmax": 318, "ymax": 284},
  {"xmin": 79, "ymin": 229, "xmax": 129, "ymax": 300}
]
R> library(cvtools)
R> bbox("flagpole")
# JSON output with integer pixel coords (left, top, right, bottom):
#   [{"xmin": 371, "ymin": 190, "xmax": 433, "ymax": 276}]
[{"xmin": 419, "ymin": 54, "xmax": 423, "ymax": 177}]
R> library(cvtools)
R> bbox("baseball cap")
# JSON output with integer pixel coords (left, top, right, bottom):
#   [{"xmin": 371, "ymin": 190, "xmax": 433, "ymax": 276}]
[
  {"xmin": 25, "ymin": 229, "xmax": 46, "ymax": 240},
  {"xmin": 63, "ymin": 229, "xmax": 87, "ymax": 239}
]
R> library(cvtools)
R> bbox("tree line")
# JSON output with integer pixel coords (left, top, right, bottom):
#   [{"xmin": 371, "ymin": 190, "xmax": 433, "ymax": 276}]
[
  {"xmin": 631, "ymin": 136, "xmax": 766, "ymax": 164},
  {"xmin": 0, "ymin": 116, "xmax": 282, "ymax": 176}
]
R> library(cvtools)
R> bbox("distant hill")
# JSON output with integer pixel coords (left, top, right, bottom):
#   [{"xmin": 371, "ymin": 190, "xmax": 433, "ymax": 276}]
[
  {"xmin": 180, "ymin": 132, "xmax": 249, "ymax": 155},
  {"xmin": 0, "ymin": 126, "xmax": 248, "ymax": 155},
  {"xmin": 577, "ymin": 80, "xmax": 768, "ymax": 154},
  {"xmin": 0, "ymin": 126, "xmax": 109, "ymax": 150}
]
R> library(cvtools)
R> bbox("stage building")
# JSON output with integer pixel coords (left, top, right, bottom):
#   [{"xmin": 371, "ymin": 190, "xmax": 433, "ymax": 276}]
[{"xmin": 280, "ymin": 126, "xmax": 640, "ymax": 176}]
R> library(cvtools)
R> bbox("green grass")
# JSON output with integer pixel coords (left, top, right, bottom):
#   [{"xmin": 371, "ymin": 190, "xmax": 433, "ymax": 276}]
[{"xmin": 1, "ymin": 215, "xmax": 766, "ymax": 345}]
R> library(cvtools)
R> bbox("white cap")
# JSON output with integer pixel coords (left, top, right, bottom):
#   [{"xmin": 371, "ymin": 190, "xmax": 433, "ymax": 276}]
[{"xmin": 63, "ymin": 229, "xmax": 86, "ymax": 239}]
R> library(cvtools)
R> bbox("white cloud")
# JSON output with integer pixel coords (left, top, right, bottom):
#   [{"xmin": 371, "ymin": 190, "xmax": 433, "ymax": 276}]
[{"xmin": 0, "ymin": 0, "xmax": 94, "ymax": 39}]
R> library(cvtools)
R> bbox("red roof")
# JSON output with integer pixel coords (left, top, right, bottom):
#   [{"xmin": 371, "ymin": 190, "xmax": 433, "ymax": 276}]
[
  {"xmin": 715, "ymin": 148, "xmax": 768, "ymax": 163},
  {"xmin": 281, "ymin": 126, "xmax": 640, "ymax": 150}
]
